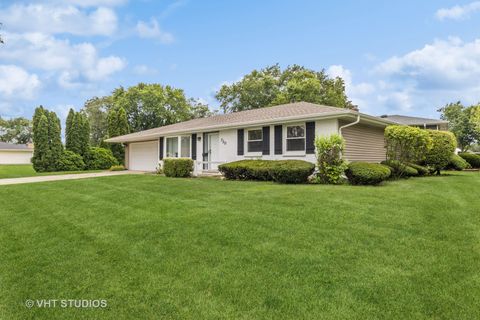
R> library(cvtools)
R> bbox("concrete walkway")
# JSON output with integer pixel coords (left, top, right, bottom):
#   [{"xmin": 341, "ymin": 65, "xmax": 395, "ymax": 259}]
[{"xmin": 0, "ymin": 170, "xmax": 146, "ymax": 186}]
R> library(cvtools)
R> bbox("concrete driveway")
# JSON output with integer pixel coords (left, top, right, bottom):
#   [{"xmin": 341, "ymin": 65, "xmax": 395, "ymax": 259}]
[{"xmin": 0, "ymin": 170, "xmax": 146, "ymax": 186}]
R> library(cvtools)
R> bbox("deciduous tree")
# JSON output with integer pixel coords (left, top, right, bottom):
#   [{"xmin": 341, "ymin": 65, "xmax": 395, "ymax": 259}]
[
  {"xmin": 0, "ymin": 117, "xmax": 32, "ymax": 144},
  {"xmin": 438, "ymin": 102, "xmax": 480, "ymax": 151},
  {"xmin": 215, "ymin": 64, "xmax": 354, "ymax": 113}
]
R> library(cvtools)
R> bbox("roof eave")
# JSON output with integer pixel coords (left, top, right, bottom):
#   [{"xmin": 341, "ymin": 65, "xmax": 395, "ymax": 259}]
[{"xmin": 105, "ymin": 110, "xmax": 356, "ymax": 143}]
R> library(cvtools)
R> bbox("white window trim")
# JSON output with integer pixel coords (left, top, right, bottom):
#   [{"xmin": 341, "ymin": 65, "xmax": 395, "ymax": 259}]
[
  {"xmin": 165, "ymin": 135, "xmax": 192, "ymax": 158},
  {"xmin": 283, "ymin": 123, "xmax": 306, "ymax": 156},
  {"xmin": 245, "ymin": 127, "xmax": 263, "ymax": 156}
]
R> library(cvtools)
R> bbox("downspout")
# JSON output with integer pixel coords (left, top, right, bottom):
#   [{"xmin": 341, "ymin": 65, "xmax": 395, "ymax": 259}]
[{"xmin": 338, "ymin": 114, "xmax": 361, "ymax": 135}]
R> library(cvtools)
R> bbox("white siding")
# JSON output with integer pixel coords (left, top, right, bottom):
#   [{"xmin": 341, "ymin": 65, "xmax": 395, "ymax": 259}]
[{"xmin": 0, "ymin": 150, "xmax": 33, "ymax": 164}]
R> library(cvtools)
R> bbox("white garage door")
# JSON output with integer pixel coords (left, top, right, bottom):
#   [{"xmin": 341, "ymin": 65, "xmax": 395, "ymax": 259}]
[
  {"xmin": 129, "ymin": 141, "xmax": 158, "ymax": 171},
  {"xmin": 0, "ymin": 151, "xmax": 34, "ymax": 164}
]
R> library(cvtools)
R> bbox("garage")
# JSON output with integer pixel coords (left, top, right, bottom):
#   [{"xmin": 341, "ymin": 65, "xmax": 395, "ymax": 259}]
[
  {"xmin": 128, "ymin": 141, "xmax": 159, "ymax": 171},
  {"xmin": 0, "ymin": 142, "xmax": 34, "ymax": 164}
]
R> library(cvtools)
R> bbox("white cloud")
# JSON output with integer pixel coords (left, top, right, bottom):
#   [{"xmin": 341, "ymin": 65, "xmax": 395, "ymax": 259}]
[
  {"xmin": 436, "ymin": 1, "xmax": 480, "ymax": 20},
  {"xmin": 58, "ymin": 0, "xmax": 127, "ymax": 7},
  {"xmin": 133, "ymin": 65, "xmax": 158, "ymax": 75},
  {"xmin": 0, "ymin": 65, "xmax": 40, "ymax": 99},
  {"xmin": 0, "ymin": 32, "xmax": 126, "ymax": 87},
  {"xmin": 136, "ymin": 19, "xmax": 174, "ymax": 44},
  {"xmin": 375, "ymin": 37, "xmax": 480, "ymax": 90},
  {"xmin": 0, "ymin": 3, "xmax": 118, "ymax": 36}
]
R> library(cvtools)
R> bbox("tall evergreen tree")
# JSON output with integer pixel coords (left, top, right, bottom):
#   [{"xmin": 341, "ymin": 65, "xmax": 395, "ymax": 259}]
[
  {"xmin": 45, "ymin": 111, "xmax": 63, "ymax": 171},
  {"xmin": 32, "ymin": 107, "xmax": 63, "ymax": 172},
  {"xmin": 65, "ymin": 108, "xmax": 75, "ymax": 151},
  {"xmin": 78, "ymin": 112, "xmax": 90, "ymax": 158},
  {"xmin": 66, "ymin": 109, "xmax": 91, "ymax": 160},
  {"xmin": 32, "ymin": 114, "xmax": 49, "ymax": 172}
]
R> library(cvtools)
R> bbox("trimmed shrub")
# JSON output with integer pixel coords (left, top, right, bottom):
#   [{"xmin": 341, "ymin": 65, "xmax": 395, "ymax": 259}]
[
  {"xmin": 85, "ymin": 147, "xmax": 118, "ymax": 170},
  {"xmin": 218, "ymin": 160, "xmax": 315, "ymax": 184},
  {"xmin": 268, "ymin": 161, "xmax": 316, "ymax": 184},
  {"xmin": 57, "ymin": 151, "xmax": 85, "ymax": 171},
  {"xmin": 381, "ymin": 160, "xmax": 418, "ymax": 177},
  {"xmin": 346, "ymin": 162, "xmax": 391, "ymax": 185},
  {"xmin": 314, "ymin": 134, "xmax": 348, "ymax": 184},
  {"xmin": 385, "ymin": 125, "xmax": 432, "ymax": 164},
  {"xmin": 459, "ymin": 153, "xmax": 480, "ymax": 168},
  {"xmin": 163, "ymin": 158, "xmax": 194, "ymax": 177},
  {"xmin": 424, "ymin": 130, "xmax": 457, "ymax": 174},
  {"xmin": 110, "ymin": 165, "xmax": 126, "ymax": 171},
  {"xmin": 446, "ymin": 154, "xmax": 470, "ymax": 171},
  {"xmin": 407, "ymin": 163, "xmax": 429, "ymax": 176}
]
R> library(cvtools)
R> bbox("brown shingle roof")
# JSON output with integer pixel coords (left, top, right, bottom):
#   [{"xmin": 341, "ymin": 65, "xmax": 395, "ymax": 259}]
[
  {"xmin": 380, "ymin": 115, "xmax": 448, "ymax": 126},
  {"xmin": 106, "ymin": 102, "xmax": 389, "ymax": 143}
]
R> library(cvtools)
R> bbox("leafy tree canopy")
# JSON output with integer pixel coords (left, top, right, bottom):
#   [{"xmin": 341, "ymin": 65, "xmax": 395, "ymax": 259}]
[
  {"xmin": 0, "ymin": 117, "xmax": 32, "ymax": 144},
  {"xmin": 215, "ymin": 64, "xmax": 354, "ymax": 113},
  {"xmin": 82, "ymin": 83, "xmax": 211, "ymax": 139},
  {"xmin": 83, "ymin": 96, "xmax": 113, "ymax": 146},
  {"xmin": 111, "ymin": 83, "xmax": 211, "ymax": 132},
  {"xmin": 438, "ymin": 101, "xmax": 480, "ymax": 151}
]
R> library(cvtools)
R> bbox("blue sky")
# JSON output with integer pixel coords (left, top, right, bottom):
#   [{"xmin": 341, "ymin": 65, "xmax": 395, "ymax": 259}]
[{"xmin": 1, "ymin": 0, "xmax": 480, "ymax": 124}]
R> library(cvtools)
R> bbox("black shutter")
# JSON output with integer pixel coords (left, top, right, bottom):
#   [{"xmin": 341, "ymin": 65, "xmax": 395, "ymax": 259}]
[
  {"xmin": 159, "ymin": 137, "xmax": 164, "ymax": 160},
  {"xmin": 262, "ymin": 126, "xmax": 270, "ymax": 155},
  {"xmin": 237, "ymin": 129, "xmax": 244, "ymax": 155},
  {"xmin": 274, "ymin": 125, "xmax": 282, "ymax": 155},
  {"xmin": 305, "ymin": 121, "xmax": 315, "ymax": 154},
  {"xmin": 191, "ymin": 134, "xmax": 197, "ymax": 160}
]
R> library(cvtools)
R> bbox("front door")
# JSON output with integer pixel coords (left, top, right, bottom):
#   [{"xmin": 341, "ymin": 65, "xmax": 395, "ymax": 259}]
[{"xmin": 207, "ymin": 132, "xmax": 219, "ymax": 171}]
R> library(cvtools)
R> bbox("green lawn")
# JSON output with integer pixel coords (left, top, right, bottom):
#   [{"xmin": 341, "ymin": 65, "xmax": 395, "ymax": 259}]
[
  {"xmin": 0, "ymin": 164, "xmax": 102, "ymax": 179},
  {"xmin": 0, "ymin": 172, "xmax": 479, "ymax": 319}
]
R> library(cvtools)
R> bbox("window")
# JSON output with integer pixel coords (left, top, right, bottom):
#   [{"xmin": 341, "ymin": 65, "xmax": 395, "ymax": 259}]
[
  {"xmin": 166, "ymin": 137, "xmax": 178, "ymax": 157},
  {"xmin": 286, "ymin": 125, "xmax": 305, "ymax": 151},
  {"xmin": 247, "ymin": 129, "xmax": 263, "ymax": 152},
  {"xmin": 166, "ymin": 136, "xmax": 191, "ymax": 158},
  {"xmin": 180, "ymin": 136, "xmax": 191, "ymax": 157}
]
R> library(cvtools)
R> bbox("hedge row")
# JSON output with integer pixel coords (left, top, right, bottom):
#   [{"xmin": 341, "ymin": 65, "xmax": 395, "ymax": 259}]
[
  {"xmin": 56, "ymin": 147, "xmax": 118, "ymax": 171},
  {"xmin": 459, "ymin": 153, "xmax": 480, "ymax": 168},
  {"xmin": 218, "ymin": 160, "xmax": 315, "ymax": 184},
  {"xmin": 446, "ymin": 154, "xmax": 470, "ymax": 171}
]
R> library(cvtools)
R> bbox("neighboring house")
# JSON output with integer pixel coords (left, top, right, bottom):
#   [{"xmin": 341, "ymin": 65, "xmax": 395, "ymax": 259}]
[
  {"xmin": 106, "ymin": 102, "xmax": 395, "ymax": 174},
  {"xmin": 380, "ymin": 115, "xmax": 449, "ymax": 130},
  {"xmin": 0, "ymin": 142, "xmax": 34, "ymax": 164}
]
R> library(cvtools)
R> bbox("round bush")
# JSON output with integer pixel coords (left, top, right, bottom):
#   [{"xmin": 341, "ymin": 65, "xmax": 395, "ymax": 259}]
[
  {"xmin": 424, "ymin": 130, "xmax": 457, "ymax": 174},
  {"xmin": 57, "ymin": 150, "xmax": 85, "ymax": 171},
  {"xmin": 218, "ymin": 160, "xmax": 314, "ymax": 184},
  {"xmin": 381, "ymin": 160, "xmax": 417, "ymax": 177},
  {"xmin": 268, "ymin": 161, "xmax": 315, "ymax": 184},
  {"xmin": 459, "ymin": 153, "xmax": 480, "ymax": 168},
  {"xmin": 407, "ymin": 163, "xmax": 429, "ymax": 176},
  {"xmin": 163, "ymin": 158, "xmax": 194, "ymax": 177},
  {"xmin": 346, "ymin": 162, "xmax": 391, "ymax": 185},
  {"xmin": 85, "ymin": 147, "xmax": 118, "ymax": 170},
  {"xmin": 446, "ymin": 154, "xmax": 470, "ymax": 171}
]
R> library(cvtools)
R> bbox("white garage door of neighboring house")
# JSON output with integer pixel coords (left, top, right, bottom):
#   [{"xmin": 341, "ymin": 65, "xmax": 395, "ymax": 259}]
[
  {"xmin": 0, "ymin": 150, "xmax": 34, "ymax": 164},
  {"xmin": 129, "ymin": 141, "xmax": 158, "ymax": 171}
]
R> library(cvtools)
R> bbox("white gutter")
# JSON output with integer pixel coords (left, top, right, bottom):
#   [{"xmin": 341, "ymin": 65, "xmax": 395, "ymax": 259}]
[{"xmin": 338, "ymin": 114, "xmax": 360, "ymax": 135}]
